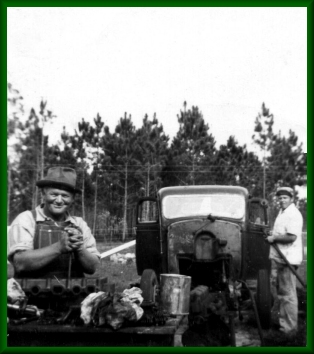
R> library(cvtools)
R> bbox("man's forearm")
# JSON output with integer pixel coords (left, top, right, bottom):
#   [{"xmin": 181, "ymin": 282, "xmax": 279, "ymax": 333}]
[
  {"xmin": 276, "ymin": 234, "xmax": 297, "ymax": 244},
  {"xmin": 74, "ymin": 248, "xmax": 100, "ymax": 274},
  {"xmin": 13, "ymin": 243, "xmax": 62, "ymax": 273},
  {"xmin": 13, "ymin": 243, "xmax": 100, "ymax": 275},
  {"xmin": 268, "ymin": 233, "xmax": 297, "ymax": 244}
]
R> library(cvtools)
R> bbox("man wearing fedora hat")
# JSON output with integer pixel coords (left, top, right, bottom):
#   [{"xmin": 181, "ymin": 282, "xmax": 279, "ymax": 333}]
[
  {"xmin": 8, "ymin": 167, "xmax": 100, "ymax": 279},
  {"xmin": 266, "ymin": 186, "xmax": 303, "ymax": 335}
]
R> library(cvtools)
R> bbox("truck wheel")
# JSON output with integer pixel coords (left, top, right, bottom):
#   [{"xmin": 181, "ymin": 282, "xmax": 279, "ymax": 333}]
[
  {"xmin": 140, "ymin": 269, "xmax": 158, "ymax": 305},
  {"xmin": 256, "ymin": 269, "xmax": 272, "ymax": 329}
]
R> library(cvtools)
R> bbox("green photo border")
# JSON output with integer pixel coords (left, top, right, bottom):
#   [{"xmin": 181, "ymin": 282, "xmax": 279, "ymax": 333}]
[{"xmin": 1, "ymin": 1, "xmax": 311, "ymax": 353}]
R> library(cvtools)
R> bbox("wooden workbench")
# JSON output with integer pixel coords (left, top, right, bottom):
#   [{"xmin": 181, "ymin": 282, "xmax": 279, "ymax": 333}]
[{"xmin": 7, "ymin": 315, "xmax": 189, "ymax": 347}]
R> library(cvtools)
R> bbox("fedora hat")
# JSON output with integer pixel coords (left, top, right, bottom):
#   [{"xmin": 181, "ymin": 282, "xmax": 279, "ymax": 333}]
[{"xmin": 36, "ymin": 167, "xmax": 81, "ymax": 194}]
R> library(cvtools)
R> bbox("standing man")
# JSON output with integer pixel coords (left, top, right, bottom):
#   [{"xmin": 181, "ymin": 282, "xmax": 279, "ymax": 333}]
[
  {"xmin": 266, "ymin": 186, "xmax": 304, "ymax": 335},
  {"xmin": 8, "ymin": 166, "xmax": 100, "ymax": 278}
]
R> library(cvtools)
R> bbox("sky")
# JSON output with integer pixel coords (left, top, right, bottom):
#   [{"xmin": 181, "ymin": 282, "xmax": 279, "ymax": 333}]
[{"xmin": 7, "ymin": 7, "xmax": 307, "ymax": 156}]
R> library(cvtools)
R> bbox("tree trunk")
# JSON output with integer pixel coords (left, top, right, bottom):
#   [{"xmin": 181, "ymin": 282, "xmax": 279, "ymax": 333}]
[
  {"xmin": 7, "ymin": 165, "xmax": 11, "ymax": 225},
  {"xmin": 33, "ymin": 154, "xmax": 39, "ymax": 210},
  {"xmin": 40, "ymin": 125, "xmax": 45, "ymax": 205},
  {"xmin": 122, "ymin": 163, "xmax": 128, "ymax": 242},
  {"xmin": 263, "ymin": 149, "xmax": 266, "ymax": 199},
  {"xmin": 82, "ymin": 169, "xmax": 85, "ymax": 220},
  {"xmin": 92, "ymin": 171, "xmax": 98, "ymax": 237},
  {"xmin": 146, "ymin": 164, "xmax": 150, "ymax": 219},
  {"xmin": 192, "ymin": 155, "xmax": 195, "ymax": 185},
  {"xmin": 33, "ymin": 176, "xmax": 38, "ymax": 209},
  {"xmin": 41, "ymin": 126, "xmax": 44, "ymax": 179}
]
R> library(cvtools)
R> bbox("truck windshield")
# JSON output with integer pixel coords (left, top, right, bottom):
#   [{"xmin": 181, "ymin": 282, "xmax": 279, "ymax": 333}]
[{"xmin": 162, "ymin": 194, "xmax": 245, "ymax": 220}]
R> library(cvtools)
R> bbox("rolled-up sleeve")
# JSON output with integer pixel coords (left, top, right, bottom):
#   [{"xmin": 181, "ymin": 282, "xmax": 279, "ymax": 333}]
[
  {"xmin": 286, "ymin": 213, "xmax": 303, "ymax": 237},
  {"xmin": 8, "ymin": 211, "xmax": 35, "ymax": 263},
  {"xmin": 76, "ymin": 218, "xmax": 101, "ymax": 258}
]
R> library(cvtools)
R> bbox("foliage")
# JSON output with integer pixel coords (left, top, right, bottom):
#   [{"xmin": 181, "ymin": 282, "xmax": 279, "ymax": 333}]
[
  {"xmin": 268, "ymin": 130, "xmax": 306, "ymax": 189},
  {"xmin": 105, "ymin": 113, "xmax": 142, "ymax": 240},
  {"xmin": 164, "ymin": 102, "xmax": 216, "ymax": 186},
  {"xmin": 135, "ymin": 114, "xmax": 169, "ymax": 195},
  {"xmin": 214, "ymin": 136, "xmax": 262, "ymax": 195},
  {"xmin": 252, "ymin": 103, "xmax": 306, "ymax": 199},
  {"xmin": 8, "ymin": 86, "xmax": 307, "ymax": 238},
  {"xmin": 7, "ymin": 83, "xmax": 25, "ymax": 224},
  {"xmin": 7, "ymin": 90, "xmax": 57, "ymax": 219}
]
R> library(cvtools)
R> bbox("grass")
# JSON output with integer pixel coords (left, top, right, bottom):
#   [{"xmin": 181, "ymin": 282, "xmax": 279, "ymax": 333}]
[
  {"xmin": 97, "ymin": 258, "xmax": 140, "ymax": 293},
  {"xmin": 92, "ymin": 243, "xmax": 140, "ymax": 292},
  {"xmin": 242, "ymin": 287, "xmax": 307, "ymax": 347}
]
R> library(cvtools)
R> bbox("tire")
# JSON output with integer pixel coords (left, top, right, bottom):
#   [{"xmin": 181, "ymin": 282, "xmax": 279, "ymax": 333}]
[
  {"xmin": 140, "ymin": 269, "xmax": 159, "ymax": 305},
  {"xmin": 256, "ymin": 269, "xmax": 272, "ymax": 329}
]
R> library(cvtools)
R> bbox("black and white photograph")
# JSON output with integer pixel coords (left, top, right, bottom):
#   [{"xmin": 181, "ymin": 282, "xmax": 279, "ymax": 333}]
[{"xmin": 7, "ymin": 7, "xmax": 307, "ymax": 347}]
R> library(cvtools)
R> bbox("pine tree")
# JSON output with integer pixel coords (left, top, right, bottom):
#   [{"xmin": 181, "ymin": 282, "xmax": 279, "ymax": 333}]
[
  {"xmin": 71, "ymin": 115, "xmax": 107, "ymax": 236},
  {"xmin": 252, "ymin": 102, "xmax": 275, "ymax": 198},
  {"xmin": 10, "ymin": 101, "xmax": 55, "ymax": 215},
  {"xmin": 252, "ymin": 103, "xmax": 306, "ymax": 199},
  {"xmin": 90, "ymin": 114, "xmax": 106, "ymax": 236},
  {"xmin": 107, "ymin": 113, "xmax": 141, "ymax": 241},
  {"xmin": 214, "ymin": 136, "xmax": 262, "ymax": 193},
  {"xmin": 71, "ymin": 118, "xmax": 93, "ymax": 220},
  {"xmin": 167, "ymin": 102, "xmax": 216, "ymax": 186},
  {"xmin": 135, "ymin": 113, "xmax": 169, "ymax": 196},
  {"xmin": 7, "ymin": 83, "xmax": 24, "ymax": 223},
  {"xmin": 268, "ymin": 130, "xmax": 306, "ymax": 189}
]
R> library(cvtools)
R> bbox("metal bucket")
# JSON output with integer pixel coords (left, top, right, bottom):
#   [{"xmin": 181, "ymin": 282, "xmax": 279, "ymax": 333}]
[{"xmin": 160, "ymin": 274, "xmax": 191, "ymax": 315}]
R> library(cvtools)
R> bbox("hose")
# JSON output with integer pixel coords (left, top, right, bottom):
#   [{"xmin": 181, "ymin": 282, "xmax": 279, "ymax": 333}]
[
  {"xmin": 264, "ymin": 231, "xmax": 306, "ymax": 288},
  {"xmin": 271, "ymin": 243, "xmax": 306, "ymax": 289}
]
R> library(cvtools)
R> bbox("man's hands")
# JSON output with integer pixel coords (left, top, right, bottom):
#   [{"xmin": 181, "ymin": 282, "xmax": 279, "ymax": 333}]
[
  {"xmin": 264, "ymin": 230, "xmax": 275, "ymax": 243},
  {"xmin": 264, "ymin": 230, "xmax": 296, "ymax": 244},
  {"xmin": 66, "ymin": 227, "xmax": 84, "ymax": 251},
  {"xmin": 59, "ymin": 227, "xmax": 84, "ymax": 253},
  {"xmin": 266, "ymin": 236, "xmax": 275, "ymax": 243}
]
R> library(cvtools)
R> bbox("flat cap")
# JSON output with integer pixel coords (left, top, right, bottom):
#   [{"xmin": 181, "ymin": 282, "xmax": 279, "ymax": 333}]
[{"xmin": 276, "ymin": 187, "xmax": 294, "ymax": 198}]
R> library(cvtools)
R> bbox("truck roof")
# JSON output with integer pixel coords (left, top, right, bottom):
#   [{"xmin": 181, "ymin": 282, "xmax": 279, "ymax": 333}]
[{"xmin": 158, "ymin": 185, "xmax": 249, "ymax": 199}]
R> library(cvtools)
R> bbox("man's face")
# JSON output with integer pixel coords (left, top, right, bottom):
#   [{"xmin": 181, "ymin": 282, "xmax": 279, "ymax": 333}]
[
  {"xmin": 42, "ymin": 187, "xmax": 74, "ymax": 219},
  {"xmin": 278, "ymin": 194, "xmax": 293, "ymax": 210}
]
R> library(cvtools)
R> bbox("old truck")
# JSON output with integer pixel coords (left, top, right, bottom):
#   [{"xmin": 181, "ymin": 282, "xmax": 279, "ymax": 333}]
[{"xmin": 136, "ymin": 185, "xmax": 272, "ymax": 344}]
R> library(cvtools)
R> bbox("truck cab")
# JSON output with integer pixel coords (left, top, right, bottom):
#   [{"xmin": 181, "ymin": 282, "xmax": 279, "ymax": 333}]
[
  {"xmin": 136, "ymin": 185, "xmax": 270, "ymax": 282},
  {"xmin": 135, "ymin": 185, "xmax": 272, "ymax": 329}
]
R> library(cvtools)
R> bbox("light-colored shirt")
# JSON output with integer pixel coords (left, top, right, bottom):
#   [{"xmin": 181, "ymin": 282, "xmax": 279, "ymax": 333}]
[
  {"xmin": 8, "ymin": 205, "xmax": 100, "ymax": 263},
  {"xmin": 269, "ymin": 203, "xmax": 303, "ymax": 265}
]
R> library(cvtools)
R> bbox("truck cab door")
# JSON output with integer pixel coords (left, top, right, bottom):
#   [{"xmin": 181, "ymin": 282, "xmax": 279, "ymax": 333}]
[
  {"xmin": 244, "ymin": 198, "xmax": 271, "ymax": 279},
  {"xmin": 135, "ymin": 198, "xmax": 162, "ymax": 276}
]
